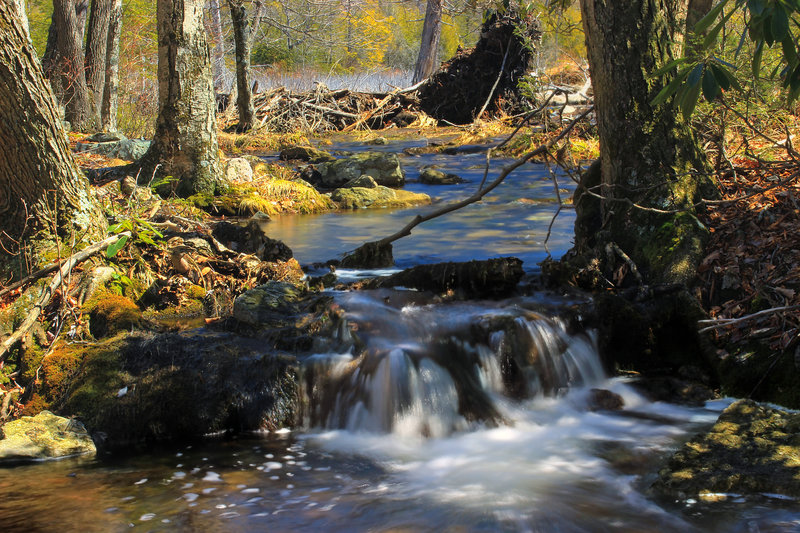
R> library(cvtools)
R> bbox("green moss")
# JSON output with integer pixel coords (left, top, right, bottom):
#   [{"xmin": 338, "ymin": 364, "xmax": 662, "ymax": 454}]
[
  {"xmin": 186, "ymin": 284, "xmax": 207, "ymax": 300},
  {"xmin": 87, "ymin": 294, "xmax": 142, "ymax": 338},
  {"xmin": 641, "ymin": 211, "xmax": 708, "ymax": 284}
]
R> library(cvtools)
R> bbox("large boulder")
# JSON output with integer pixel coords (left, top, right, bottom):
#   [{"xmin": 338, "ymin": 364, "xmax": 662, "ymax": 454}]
[
  {"xmin": 303, "ymin": 152, "xmax": 405, "ymax": 189},
  {"xmin": 50, "ymin": 332, "xmax": 301, "ymax": 451},
  {"xmin": 224, "ymin": 157, "xmax": 254, "ymax": 183},
  {"xmin": 652, "ymin": 399, "xmax": 800, "ymax": 498},
  {"xmin": 233, "ymin": 281, "xmax": 307, "ymax": 327},
  {"xmin": 331, "ymin": 185, "xmax": 430, "ymax": 209},
  {"xmin": 0, "ymin": 411, "xmax": 95, "ymax": 463}
]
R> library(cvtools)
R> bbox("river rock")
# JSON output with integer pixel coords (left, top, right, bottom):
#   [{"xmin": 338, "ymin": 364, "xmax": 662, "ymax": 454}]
[
  {"xmin": 419, "ymin": 168, "xmax": 463, "ymax": 185},
  {"xmin": 356, "ymin": 257, "xmax": 525, "ymax": 298},
  {"xmin": 331, "ymin": 185, "xmax": 430, "ymax": 209},
  {"xmin": 53, "ymin": 332, "xmax": 301, "ymax": 451},
  {"xmin": 652, "ymin": 399, "xmax": 800, "ymax": 498},
  {"xmin": 279, "ymin": 145, "xmax": 335, "ymax": 163},
  {"xmin": 0, "ymin": 411, "xmax": 95, "ymax": 463},
  {"xmin": 108, "ymin": 139, "xmax": 151, "ymax": 162},
  {"xmin": 233, "ymin": 281, "xmax": 306, "ymax": 326},
  {"xmin": 303, "ymin": 152, "xmax": 405, "ymax": 189},
  {"xmin": 224, "ymin": 157, "xmax": 254, "ymax": 183}
]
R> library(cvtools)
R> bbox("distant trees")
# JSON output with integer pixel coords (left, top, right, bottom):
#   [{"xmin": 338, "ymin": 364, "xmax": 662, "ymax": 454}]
[{"xmin": 40, "ymin": 0, "xmax": 123, "ymax": 131}]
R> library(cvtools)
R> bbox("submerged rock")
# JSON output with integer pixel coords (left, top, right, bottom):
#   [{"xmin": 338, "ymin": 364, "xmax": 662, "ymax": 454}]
[
  {"xmin": 652, "ymin": 399, "xmax": 800, "ymax": 498},
  {"xmin": 303, "ymin": 152, "xmax": 404, "ymax": 189},
  {"xmin": 0, "ymin": 411, "xmax": 95, "ymax": 463}
]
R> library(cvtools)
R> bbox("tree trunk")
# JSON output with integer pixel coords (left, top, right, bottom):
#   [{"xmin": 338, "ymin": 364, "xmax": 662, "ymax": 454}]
[
  {"xmin": 85, "ymin": 0, "xmax": 111, "ymax": 128},
  {"xmin": 0, "ymin": 2, "xmax": 105, "ymax": 276},
  {"xmin": 139, "ymin": 0, "xmax": 220, "ymax": 198},
  {"xmin": 52, "ymin": 0, "xmax": 92, "ymax": 130},
  {"xmin": 572, "ymin": 0, "xmax": 717, "ymax": 285},
  {"xmin": 228, "ymin": 0, "xmax": 253, "ymax": 132},
  {"xmin": 100, "ymin": 0, "xmax": 122, "ymax": 132},
  {"xmin": 412, "ymin": 0, "xmax": 442, "ymax": 84},
  {"xmin": 208, "ymin": 0, "xmax": 227, "ymax": 91}
]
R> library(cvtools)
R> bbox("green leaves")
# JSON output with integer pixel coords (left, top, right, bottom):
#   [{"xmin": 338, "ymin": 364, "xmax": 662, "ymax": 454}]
[
  {"xmin": 106, "ymin": 218, "xmax": 164, "ymax": 258},
  {"xmin": 106, "ymin": 235, "xmax": 130, "ymax": 258},
  {"xmin": 651, "ymin": 59, "xmax": 741, "ymax": 118}
]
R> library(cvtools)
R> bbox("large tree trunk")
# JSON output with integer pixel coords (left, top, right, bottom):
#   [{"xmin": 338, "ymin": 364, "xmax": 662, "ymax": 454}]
[
  {"xmin": 85, "ymin": 0, "xmax": 111, "ymax": 128},
  {"xmin": 52, "ymin": 0, "xmax": 92, "ymax": 130},
  {"xmin": 139, "ymin": 0, "xmax": 220, "ymax": 198},
  {"xmin": 0, "ymin": 2, "xmax": 105, "ymax": 276},
  {"xmin": 412, "ymin": 0, "xmax": 442, "ymax": 84},
  {"xmin": 100, "ymin": 0, "xmax": 122, "ymax": 132},
  {"xmin": 570, "ymin": 0, "xmax": 717, "ymax": 286},
  {"xmin": 228, "ymin": 0, "xmax": 253, "ymax": 132}
]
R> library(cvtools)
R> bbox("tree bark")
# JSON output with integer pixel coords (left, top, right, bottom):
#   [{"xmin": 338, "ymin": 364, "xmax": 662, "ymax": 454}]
[
  {"xmin": 412, "ymin": 0, "xmax": 442, "ymax": 84},
  {"xmin": 228, "ymin": 0, "xmax": 254, "ymax": 131},
  {"xmin": 139, "ymin": 0, "xmax": 221, "ymax": 198},
  {"xmin": 85, "ymin": 0, "xmax": 111, "ymax": 128},
  {"xmin": 100, "ymin": 0, "xmax": 122, "ymax": 132},
  {"xmin": 573, "ymin": 0, "xmax": 717, "ymax": 285},
  {"xmin": 0, "ymin": 2, "xmax": 105, "ymax": 276},
  {"xmin": 208, "ymin": 0, "xmax": 227, "ymax": 91},
  {"xmin": 52, "ymin": 0, "xmax": 92, "ymax": 130}
]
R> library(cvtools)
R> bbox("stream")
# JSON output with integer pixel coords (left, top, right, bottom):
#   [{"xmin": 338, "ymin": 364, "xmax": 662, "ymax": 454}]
[{"xmin": 2, "ymin": 139, "xmax": 799, "ymax": 532}]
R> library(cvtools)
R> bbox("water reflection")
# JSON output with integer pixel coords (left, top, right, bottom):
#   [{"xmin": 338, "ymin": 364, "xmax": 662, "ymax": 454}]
[{"xmin": 265, "ymin": 141, "xmax": 576, "ymax": 268}]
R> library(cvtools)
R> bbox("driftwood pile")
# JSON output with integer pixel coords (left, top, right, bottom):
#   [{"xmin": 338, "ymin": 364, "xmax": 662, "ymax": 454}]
[
  {"xmin": 227, "ymin": 83, "xmax": 422, "ymax": 133},
  {"xmin": 220, "ymin": 10, "xmax": 543, "ymax": 133}
]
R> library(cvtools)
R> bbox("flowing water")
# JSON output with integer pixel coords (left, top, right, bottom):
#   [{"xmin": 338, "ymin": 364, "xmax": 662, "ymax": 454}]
[{"xmin": 2, "ymin": 139, "xmax": 799, "ymax": 531}]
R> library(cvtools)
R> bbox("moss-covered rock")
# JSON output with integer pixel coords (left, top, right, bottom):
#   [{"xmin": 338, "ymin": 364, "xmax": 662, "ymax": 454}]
[
  {"xmin": 331, "ymin": 186, "xmax": 430, "ymax": 209},
  {"xmin": 419, "ymin": 168, "xmax": 463, "ymax": 185},
  {"xmin": 653, "ymin": 399, "xmax": 800, "ymax": 498},
  {"xmin": 233, "ymin": 281, "xmax": 307, "ymax": 327},
  {"xmin": 88, "ymin": 294, "xmax": 142, "ymax": 338},
  {"xmin": 0, "ymin": 411, "xmax": 95, "ymax": 463},
  {"xmin": 279, "ymin": 145, "xmax": 335, "ymax": 163}
]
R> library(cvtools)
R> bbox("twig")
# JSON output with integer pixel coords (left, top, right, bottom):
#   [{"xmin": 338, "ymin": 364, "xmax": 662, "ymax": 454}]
[
  {"xmin": 697, "ymin": 304, "xmax": 800, "ymax": 333},
  {"xmin": 0, "ymin": 232, "xmax": 131, "ymax": 363}
]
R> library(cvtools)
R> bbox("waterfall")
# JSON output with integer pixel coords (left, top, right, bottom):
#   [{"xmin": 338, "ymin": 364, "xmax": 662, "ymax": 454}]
[{"xmin": 299, "ymin": 292, "xmax": 606, "ymax": 436}]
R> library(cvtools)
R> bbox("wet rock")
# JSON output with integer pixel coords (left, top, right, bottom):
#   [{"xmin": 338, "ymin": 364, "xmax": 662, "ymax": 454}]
[
  {"xmin": 233, "ymin": 281, "xmax": 307, "ymax": 327},
  {"xmin": 357, "ymin": 258, "xmax": 525, "ymax": 298},
  {"xmin": 212, "ymin": 220, "xmax": 292, "ymax": 262},
  {"xmin": 224, "ymin": 157, "xmax": 253, "ymax": 183},
  {"xmin": 339, "ymin": 241, "xmax": 394, "ymax": 269},
  {"xmin": 586, "ymin": 389, "xmax": 624, "ymax": 411},
  {"xmin": 279, "ymin": 145, "xmax": 335, "ymax": 163},
  {"xmin": 330, "ymin": 185, "xmax": 430, "ymax": 210},
  {"xmin": 55, "ymin": 332, "xmax": 300, "ymax": 450},
  {"xmin": 366, "ymin": 136, "xmax": 388, "ymax": 145},
  {"xmin": 653, "ymin": 399, "xmax": 800, "ymax": 498},
  {"xmin": 302, "ymin": 152, "xmax": 404, "ymax": 189},
  {"xmin": 419, "ymin": 168, "xmax": 463, "ymax": 185},
  {"xmin": 0, "ymin": 411, "xmax": 95, "ymax": 463}
]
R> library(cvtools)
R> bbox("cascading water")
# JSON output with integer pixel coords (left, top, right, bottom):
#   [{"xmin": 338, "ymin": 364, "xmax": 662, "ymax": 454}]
[{"xmin": 299, "ymin": 290, "xmax": 607, "ymax": 438}]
